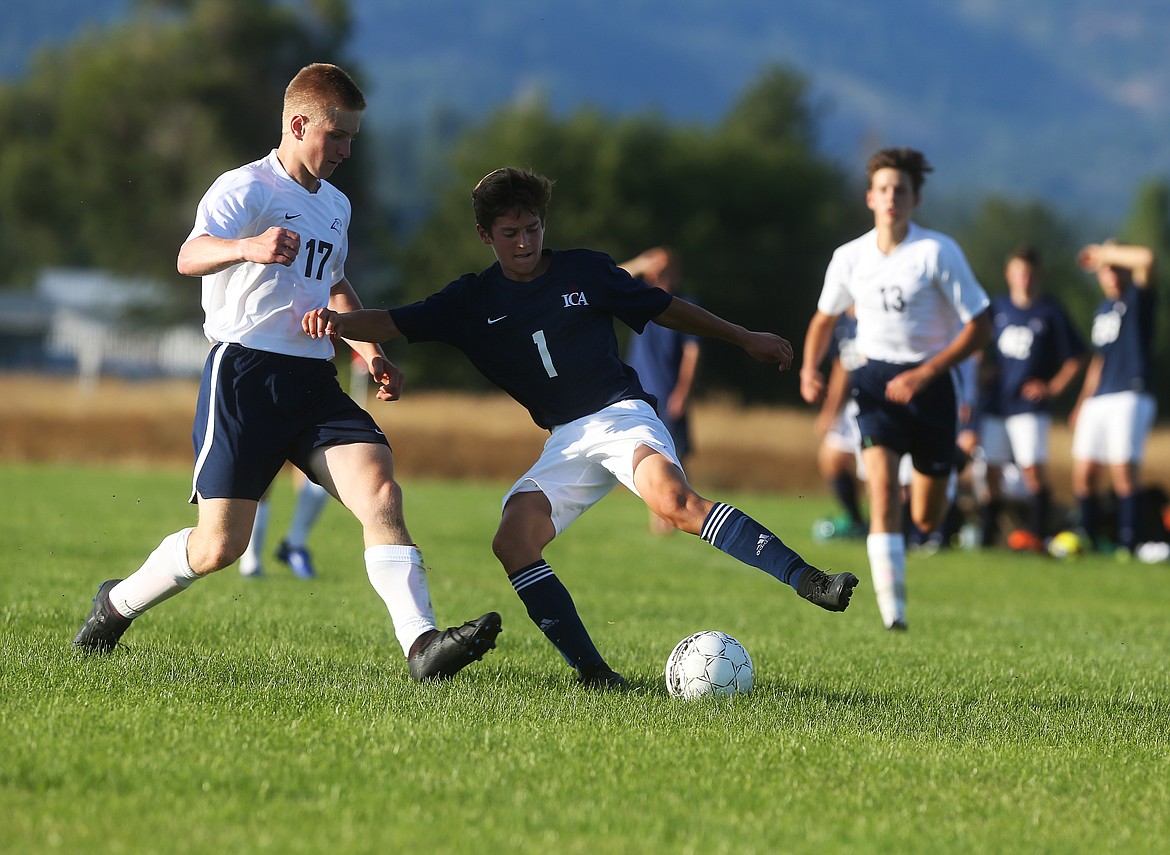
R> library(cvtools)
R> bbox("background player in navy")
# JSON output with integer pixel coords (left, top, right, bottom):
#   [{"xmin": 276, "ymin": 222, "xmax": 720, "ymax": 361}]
[
  {"xmin": 73, "ymin": 64, "xmax": 501, "ymax": 681},
  {"xmin": 975, "ymin": 245, "xmax": 1086, "ymax": 550},
  {"xmin": 304, "ymin": 167, "xmax": 858, "ymax": 689},
  {"xmin": 620, "ymin": 246, "xmax": 701, "ymax": 534},
  {"xmin": 1070, "ymin": 240, "xmax": 1158, "ymax": 554},
  {"xmin": 801, "ymin": 148, "xmax": 991, "ymax": 630}
]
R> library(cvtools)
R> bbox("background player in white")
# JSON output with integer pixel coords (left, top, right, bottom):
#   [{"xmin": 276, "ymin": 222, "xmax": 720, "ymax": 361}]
[
  {"xmin": 73, "ymin": 63, "xmax": 501, "ymax": 680},
  {"xmin": 1069, "ymin": 240, "xmax": 1158, "ymax": 555},
  {"xmin": 801, "ymin": 147, "xmax": 991, "ymax": 630}
]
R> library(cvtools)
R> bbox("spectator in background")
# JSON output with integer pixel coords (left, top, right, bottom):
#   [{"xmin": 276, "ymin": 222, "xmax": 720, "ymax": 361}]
[
  {"xmin": 974, "ymin": 244, "xmax": 1087, "ymax": 551},
  {"xmin": 621, "ymin": 247, "xmax": 702, "ymax": 534},
  {"xmin": 1070, "ymin": 240, "xmax": 1157, "ymax": 556}
]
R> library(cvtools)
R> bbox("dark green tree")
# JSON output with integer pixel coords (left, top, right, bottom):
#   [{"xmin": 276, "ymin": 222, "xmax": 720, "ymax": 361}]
[{"xmin": 0, "ymin": 0, "xmax": 364, "ymax": 309}]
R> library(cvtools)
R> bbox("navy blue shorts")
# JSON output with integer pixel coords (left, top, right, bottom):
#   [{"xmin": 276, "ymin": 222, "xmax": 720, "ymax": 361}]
[
  {"xmin": 190, "ymin": 343, "xmax": 389, "ymax": 502},
  {"xmin": 850, "ymin": 359, "xmax": 958, "ymax": 478}
]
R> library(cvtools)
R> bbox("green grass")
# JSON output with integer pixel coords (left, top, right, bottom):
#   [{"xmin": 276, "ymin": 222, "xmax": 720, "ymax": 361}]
[{"xmin": 2, "ymin": 461, "xmax": 1168, "ymax": 854}]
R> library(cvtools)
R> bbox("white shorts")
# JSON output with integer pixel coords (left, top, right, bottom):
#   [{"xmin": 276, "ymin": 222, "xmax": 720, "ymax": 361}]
[
  {"xmin": 980, "ymin": 412, "xmax": 1051, "ymax": 468},
  {"xmin": 1072, "ymin": 391, "xmax": 1156, "ymax": 464},
  {"xmin": 894, "ymin": 453, "xmax": 955, "ymax": 496},
  {"xmin": 824, "ymin": 399, "xmax": 862, "ymax": 455},
  {"xmin": 503, "ymin": 399, "xmax": 682, "ymax": 535}
]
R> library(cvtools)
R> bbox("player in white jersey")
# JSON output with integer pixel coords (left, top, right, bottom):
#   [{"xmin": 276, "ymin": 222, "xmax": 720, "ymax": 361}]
[
  {"xmin": 73, "ymin": 63, "xmax": 502, "ymax": 680},
  {"xmin": 801, "ymin": 148, "xmax": 991, "ymax": 629}
]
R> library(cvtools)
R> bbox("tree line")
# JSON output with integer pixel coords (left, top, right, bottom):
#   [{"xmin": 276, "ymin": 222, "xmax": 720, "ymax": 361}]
[{"xmin": 2, "ymin": 0, "xmax": 1169, "ymax": 407}]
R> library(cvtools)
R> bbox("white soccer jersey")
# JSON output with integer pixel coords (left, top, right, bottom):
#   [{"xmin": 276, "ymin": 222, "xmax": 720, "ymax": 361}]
[
  {"xmin": 186, "ymin": 150, "xmax": 350, "ymax": 359},
  {"xmin": 818, "ymin": 223, "xmax": 989, "ymax": 364}
]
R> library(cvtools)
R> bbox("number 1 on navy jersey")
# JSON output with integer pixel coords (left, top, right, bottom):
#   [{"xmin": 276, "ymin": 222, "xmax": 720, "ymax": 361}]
[{"xmin": 532, "ymin": 330, "xmax": 559, "ymax": 378}]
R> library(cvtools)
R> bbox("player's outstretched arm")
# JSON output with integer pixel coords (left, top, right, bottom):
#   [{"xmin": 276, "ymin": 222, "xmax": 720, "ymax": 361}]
[
  {"xmin": 652, "ymin": 297, "xmax": 793, "ymax": 370},
  {"xmin": 302, "ymin": 307, "xmax": 401, "ymax": 343},
  {"xmin": 1077, "ymin": 242, "xmax": 1157, "ymax": 287},
  {"xmin": 323, "ymin": 280, "xmax": 405, "ymax": 401}
]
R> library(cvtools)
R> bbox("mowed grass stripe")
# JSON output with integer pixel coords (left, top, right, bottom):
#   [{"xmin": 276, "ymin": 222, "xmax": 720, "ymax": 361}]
[{"xmin": 2, "ymin": 462, "xmax": 1168, "ymax": 854}]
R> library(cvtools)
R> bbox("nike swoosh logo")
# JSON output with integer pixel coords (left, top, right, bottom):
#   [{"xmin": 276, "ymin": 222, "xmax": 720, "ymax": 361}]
[
  {"xmin": 284, "ymin": 213, "xmax": 301, "ymax": 220},
  {"xmin": 487, "ymin": 316, "xmax": 508, "ymax": 324}
]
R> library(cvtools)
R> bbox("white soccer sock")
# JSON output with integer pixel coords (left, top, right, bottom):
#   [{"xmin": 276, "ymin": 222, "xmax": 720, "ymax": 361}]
[
  {"xmin": 109, "ymin": 528, "xmax": 199, "ymax": 619},
  {"xmin": 287, "ymin": 481, "xmax": 329, "ymax": 547},
  {"xmin": 365, "ymin": 545, "xmax": 438, "ymax": 657},
  {"xmin": 240, "ymin": 500, "xmax": 270, "ymax": 574},
  {"xmin": 866, "ymin": 531, "xmax": 907, "ymax": 628}
]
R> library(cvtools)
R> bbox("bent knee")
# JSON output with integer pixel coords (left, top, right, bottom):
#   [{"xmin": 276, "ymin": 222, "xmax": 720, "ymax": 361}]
[
  {"xmin": 492, "ymin": 508, "xmax": 555, "ymax": 570},
  {"xmin": 188, "ymin": 538, "xmax": 247, "ymax": 576},
  {"xmin": 647, "ymin": 490, "xmax": 709, "ymax": 535}
]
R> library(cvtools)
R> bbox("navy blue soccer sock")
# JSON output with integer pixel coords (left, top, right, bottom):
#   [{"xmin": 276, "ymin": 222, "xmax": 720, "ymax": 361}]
[
  {"xmin": 1077, "ymin": 495, "xmax": 1100, "ymax": 547},
  {"xmin": 699, "ymin": 502, "xmax": 811, "ymax": 589},
  {"xmin": 1028, "ymin": 488, "xmax": 1051, "ymax": 538},
  {"xmin": 509, "ymin": 561, "xmax": 603, "ymax": 670},
  {"xmin": 1117, "ymin": 492, "xmax": 1140, "ymax": 551},
  {"xmin": 830, "ymin": 473, "xmax": 864, "ymax": 526}
]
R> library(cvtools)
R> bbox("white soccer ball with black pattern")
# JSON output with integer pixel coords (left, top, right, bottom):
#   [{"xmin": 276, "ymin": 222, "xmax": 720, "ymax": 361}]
[{"xmin": 665, "ymin": 630, "xmax": 754, "ymax": 699}]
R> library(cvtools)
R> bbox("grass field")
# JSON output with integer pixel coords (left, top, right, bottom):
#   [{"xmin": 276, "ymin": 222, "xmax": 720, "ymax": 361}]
[{"xmin": 3, "ymin": 462, "xmax": 1169, "ymax": 854}]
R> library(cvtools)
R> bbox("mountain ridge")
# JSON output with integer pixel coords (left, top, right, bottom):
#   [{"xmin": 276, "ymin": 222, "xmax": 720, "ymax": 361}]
[{"xmin": 5, "ymin": 0, "xmax": 1168, "ymax": 225}]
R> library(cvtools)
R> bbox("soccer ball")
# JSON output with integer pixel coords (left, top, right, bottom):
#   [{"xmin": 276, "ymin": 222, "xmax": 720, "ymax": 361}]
[
  {"xmin": 664, "ymin": 630, "xmax": 754, "ymax": 699},
  {"xmin": 1048, "ymin": 530, "xmax": 1087, "ymax": 559}
]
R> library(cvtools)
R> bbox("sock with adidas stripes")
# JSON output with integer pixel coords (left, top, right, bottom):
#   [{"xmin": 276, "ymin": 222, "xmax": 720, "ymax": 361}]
[
  {"xmin": 509, "ymin": 560, "xmax": 603, "ymax": 669},
  {"xmin": 699, "ymin": 502, "xmax": 811, "ymax": 590}
]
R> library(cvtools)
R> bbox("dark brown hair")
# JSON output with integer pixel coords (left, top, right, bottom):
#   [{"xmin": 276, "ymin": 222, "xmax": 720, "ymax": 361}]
[
  {"xmin": 866, "ymin": 147, "xmax": 933, "ymax": 194},
  {"xmin": 471, "ymin": 168, "xmax": 554, "ymax": 232}
]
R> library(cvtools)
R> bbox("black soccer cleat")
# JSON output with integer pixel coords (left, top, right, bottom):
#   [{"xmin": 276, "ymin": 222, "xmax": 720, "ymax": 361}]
[
  {"xmin": 797, "ymin": 568, "xmax": 860, "ymax": 613},
  {"xmin": 408, "ymin": 612, "xmax": 502, "ymax": 681},
  {"xmin": 576, "ymin": 662, "xmax": 630, "ymax": 690},
  {"xmin": 72, "ymin": 579, "xmax": 134, "ymax": 653}
]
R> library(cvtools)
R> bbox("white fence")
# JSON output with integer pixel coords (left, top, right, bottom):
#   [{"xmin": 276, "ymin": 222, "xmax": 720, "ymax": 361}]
[{"xmin": 46, "ymin": 311, "xmax": 209, "ymax": 387}]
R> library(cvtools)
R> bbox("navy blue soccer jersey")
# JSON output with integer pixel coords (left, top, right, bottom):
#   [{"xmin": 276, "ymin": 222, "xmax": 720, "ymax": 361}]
[
  {"xmin": 390, "ymin": 249, "xmax": 673, "ymax": 429},
  {"xmin": 983, "ymin": 294, "xmax": 1086, "ymax": 416},
  {"xmin": 1092, "ymin": 284, "xmax": 1156, "ymax": 396}
]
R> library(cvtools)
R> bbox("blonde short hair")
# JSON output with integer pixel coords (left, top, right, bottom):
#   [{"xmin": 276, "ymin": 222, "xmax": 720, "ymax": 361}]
[{"xmin": 281, "ymin": 63, "xmax": 366, "ymax": 128}]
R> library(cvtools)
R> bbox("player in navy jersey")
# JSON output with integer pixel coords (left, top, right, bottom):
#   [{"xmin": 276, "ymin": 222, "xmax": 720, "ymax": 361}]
[
  {"xmin": 975, "ymin": 245, "xmax": 1086, "ymax": 550},
  {"xmin": 73, "ymin": 64, "xmax": 502, "ymax": 681},
  {"xmin": 801, "ymin": 148, "xmax": 991, "ymax": 630},
  {"xmin": 1069, "ymin": 240, "xmax": 1157, "ymax": 554},
  {"xmin": 304, "ymin": 167, "xmax": 858, "ymax": 689},
  {"xmin": 621, "ymin": 246, "xmax": 701, "ymax": 534}
]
